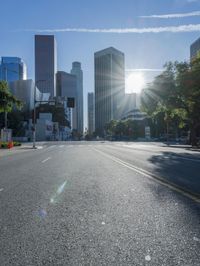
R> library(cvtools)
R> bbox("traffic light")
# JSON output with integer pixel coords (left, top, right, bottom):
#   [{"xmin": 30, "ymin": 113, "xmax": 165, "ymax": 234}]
[{"xmin": 67, "ymin": 97, "xmax": 75, "ymax": 108}]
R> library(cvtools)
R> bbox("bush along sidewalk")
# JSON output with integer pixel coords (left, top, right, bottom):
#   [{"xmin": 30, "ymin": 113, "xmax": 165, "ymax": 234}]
[{"xmin": 0, "ymin": 141, "xmax": 21, "ymax": 149}]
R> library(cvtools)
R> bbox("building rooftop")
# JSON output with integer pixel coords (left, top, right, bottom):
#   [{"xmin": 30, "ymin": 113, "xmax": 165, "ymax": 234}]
[{"xmin": 94, "ymin": 47, "xmax": 124, "ymax": 58}]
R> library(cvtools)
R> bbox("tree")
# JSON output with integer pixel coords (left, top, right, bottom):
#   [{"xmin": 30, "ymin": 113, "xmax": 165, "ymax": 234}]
[
  {"xmin": 7, "ymin": 111, "xmax": 27, "ymax": 136},
  {"xmin": 141, "ymin": 59, "xmax": 200, "ymax": 145},
  {"xmin": 0, "ymin": 81, "xmax": 22, "ymax": 114},
  {"xmin": 176, "ymin": 58, "xmax": 200, "ymax": 145},
  {"xmin": 104, "ymin": 119, "xmax": 145, "ymax": 140}
]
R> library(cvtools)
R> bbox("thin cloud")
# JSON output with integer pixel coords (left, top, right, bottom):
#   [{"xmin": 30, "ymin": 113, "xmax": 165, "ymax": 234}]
[
  {"xmin": 187, "ymin": 0, "xmax": 200, "ymax": 3},
  {"xmin": 22, "ymin": 24, "xmax": 200, "ymax": 33},
  {"xmin": 140, "ymin": 11, "xmax": 200, "ymax": 19}
]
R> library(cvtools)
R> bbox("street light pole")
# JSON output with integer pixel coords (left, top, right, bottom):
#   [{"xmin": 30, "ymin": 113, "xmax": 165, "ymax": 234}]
[
  {"xmin": 4, "ymin": 67, "xmax": 8, "ymax": 130},
  {"xmin": 33, "ymin": 84, "xmax": 36, "ymax": 149}
]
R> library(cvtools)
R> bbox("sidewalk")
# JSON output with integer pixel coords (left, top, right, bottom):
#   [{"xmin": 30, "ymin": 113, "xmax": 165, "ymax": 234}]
[
  {"xmin": 0, "ymin": 142, "xmax": 45, "ymax": 157},
  {"xmin": 161, "ymin": 142, "xmax": 200, "ymax": 152}
]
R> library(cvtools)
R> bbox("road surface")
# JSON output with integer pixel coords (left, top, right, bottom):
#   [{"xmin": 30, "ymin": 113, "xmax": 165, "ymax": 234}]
[{"xmin": 0, "ymin": 141, "xmax": 200, "ymax": 265}]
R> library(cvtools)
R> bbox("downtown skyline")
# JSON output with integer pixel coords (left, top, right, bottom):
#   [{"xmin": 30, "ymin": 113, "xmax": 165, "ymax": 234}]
[{"xmin": 1, "ymin": 0, "xmax": 200, "ymax": 127}]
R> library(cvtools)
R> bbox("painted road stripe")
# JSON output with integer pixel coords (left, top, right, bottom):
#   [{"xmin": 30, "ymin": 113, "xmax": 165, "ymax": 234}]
[
  {"xmin": 59, "ymin": 145, "xmax": 64, "ymax": 148},
  {"xmin": 0, "ymin": 188, "xmax": 4, "ymax": 192},
  {"xmin": 41, "ymin": 157, "xmax": 51, "ymax": 163},
  {"xmin": 93, "ymin": 148, "xmax": 200, "ymax": 203}
]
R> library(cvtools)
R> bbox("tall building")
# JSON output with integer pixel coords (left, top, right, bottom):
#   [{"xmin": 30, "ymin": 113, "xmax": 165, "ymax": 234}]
[
  {"xmin": 94, "ymin": 47, "xmax": 125, "ymax": 135},
  {"xmin": 56, "ymin": 71, "xmax": 77, "ymax": 130},
  {"xmin": 35, "ymin": 35, "xmax": 57, "ymax": 97},
  {"xmin": 190, "ymin": 37, "xmax": 200, "ymax": 60},
  {"xmin": 88, "ymin": 92, "xmax": 95, "ymax": 135},
  {"xmin": 71, "ymin": 62, "xmax": 83, "ymax": 134},
  {"xmin": 0, "ymin": 57, "xmax": 27, "ymax": 82},
  {"xmin": 9, "ymin": 79, "xmax": 50, "ymax": 112}
]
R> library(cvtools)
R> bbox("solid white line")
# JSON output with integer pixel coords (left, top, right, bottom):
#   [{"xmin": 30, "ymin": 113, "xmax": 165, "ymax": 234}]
[
  {"xmin": 93, "ymin": 148, "xmax": 200, "ymax": 203},
  {"xmin": 41, "ymin": 157, "xmax": 51, "ymax": 163}
]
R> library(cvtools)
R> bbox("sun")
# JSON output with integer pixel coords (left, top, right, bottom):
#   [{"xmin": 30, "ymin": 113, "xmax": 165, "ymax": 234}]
[{"xmin": 125, "ymin": 72, "xmax": 145, "ymax": 94}]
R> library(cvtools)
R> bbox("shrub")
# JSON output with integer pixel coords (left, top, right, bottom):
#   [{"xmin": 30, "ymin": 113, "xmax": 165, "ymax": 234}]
[
  {"xmin": 13, "ymin": 141, "xmax": 21, "ymax": 146},
  {"xmin": 0, "ymin": 142, "xmax": 8, "ymax": 148}
]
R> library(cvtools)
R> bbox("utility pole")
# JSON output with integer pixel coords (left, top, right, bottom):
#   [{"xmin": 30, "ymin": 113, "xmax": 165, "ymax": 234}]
[
  {"xmin": 32, "ymin": 83, "xmax": 36, "ymax": 149},
  {"xmin": 4, "ymin": 67, "xmax": 8, "ymax": 130}
]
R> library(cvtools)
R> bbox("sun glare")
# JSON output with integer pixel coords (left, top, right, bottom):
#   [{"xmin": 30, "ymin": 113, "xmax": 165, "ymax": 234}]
[{"xmin": 125, "ymin": 72, "xmax": 145, "ymax": 94}]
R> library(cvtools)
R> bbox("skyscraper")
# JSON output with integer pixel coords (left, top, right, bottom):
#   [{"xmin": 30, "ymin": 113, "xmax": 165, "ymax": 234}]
[
  {"xmin": 56, "ymin": 71, "xmax": 77, "ymax": 129},
  {"xmin": 35, "ymin": 35, "xmax": 57, "ymax": 97},
  {"xmin": 88, "ymin": 92, "xmax": 95, "ymax": 135},
  {"xmin": 190, "ymin": 37, "xmax": 200, "ymax": 60},
  {"xmin": 71, "ymin": 62, "xmax": 83, "ymax": 134},
  {"xmin": 94, "ymin": 47, "xmax": 125, "ymax": 135},
  {"xmin": 0, "ymin": 57, "xmax": 27, "ymax": 82}
]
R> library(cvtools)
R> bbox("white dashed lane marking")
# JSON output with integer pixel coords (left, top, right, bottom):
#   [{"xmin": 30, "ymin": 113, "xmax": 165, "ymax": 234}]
[
  {"xmin": 41, "ymin": 157, "xmax": 51, "ymax": 163},
  {"xmin": 0, "ymin": 188, "xmax": 4, "ymax": 192}
]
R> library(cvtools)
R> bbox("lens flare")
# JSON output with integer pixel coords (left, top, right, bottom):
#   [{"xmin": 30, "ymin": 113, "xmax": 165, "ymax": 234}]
[
  {"xmin": 125, "ymin": 72, "xmax": 145, "ymax": 94},
  {"xmin": 50, "ymin": 181, "xmax": 67, "ymax": 204}
]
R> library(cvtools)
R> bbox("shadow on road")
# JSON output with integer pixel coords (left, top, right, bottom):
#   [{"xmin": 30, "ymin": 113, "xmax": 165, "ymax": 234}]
[{"xmin": 147, "ymin": 152, "xmax": 200, "ymax": 197}]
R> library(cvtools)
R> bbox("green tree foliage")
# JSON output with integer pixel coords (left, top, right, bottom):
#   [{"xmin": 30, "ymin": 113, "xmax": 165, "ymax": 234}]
[
  {"xmin": 141, "ymin": 58, "xmax": 200, "ymax": 145},
  {"xmin": 0, "ymin": 81, "xmax": 22, "ymax": 113},
  {"xmin": 7, "ymin": 111, "xmax": 27, "ymax": 136},
  {"xmin": 105, "ymin": 119, "xmax": 145, "ymax": 140}
]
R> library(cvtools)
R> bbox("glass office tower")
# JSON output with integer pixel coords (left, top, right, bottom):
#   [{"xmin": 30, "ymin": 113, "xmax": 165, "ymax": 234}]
[
  {"xmin": 35, "ymin": 35, "xmax": 57, "ymax": 97},
  {"xmin": 88, "ymin": 92, "xmax": 95, "ymax": 135},
  {"xmin": 71, "ymin": 62, "xmax": 83, "ymax": 135},
  {"xmin": 0, "ymin": 57, "xmax": 27, "ymax": 82},
  {"xmin": 190, "ymin": 37, "xmax": 200, "ymax": 60},
  {"xmin": 94, "ymin": 47, "xmax": 125, "ymax": 136}
]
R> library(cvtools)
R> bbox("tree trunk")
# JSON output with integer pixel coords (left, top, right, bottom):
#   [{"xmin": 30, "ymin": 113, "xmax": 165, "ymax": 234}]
[
  {"xmin": 190, "ymin": 126, "xmax": 198, "ymax": 147},
  {"xmin": 166, "ymin": 120, "xmax": 169, "ymax": 145}
]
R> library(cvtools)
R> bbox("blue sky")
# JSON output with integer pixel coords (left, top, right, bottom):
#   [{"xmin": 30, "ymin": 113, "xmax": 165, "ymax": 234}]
[{"xmin": 1, "ymin": 0, "xmax": 200, "ymax": 128}]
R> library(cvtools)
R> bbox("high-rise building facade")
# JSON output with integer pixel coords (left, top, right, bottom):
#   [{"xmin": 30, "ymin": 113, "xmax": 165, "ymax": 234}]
[
  {"xmin": 94, "ymin": 47, "xmax": 125, "ymax": 135},
  {"xmin": 190, "ymin": 37, "xmax": 200, "ymax": 60},
  {"xmin": 71, "ymin": 62, "xmax": 83, "ymax": 134},
  {"xmin": 56, "ymin": 71, "xmax": 77, "ymax": 130},
  {"xmin": 9, "ymin": 79, "xmax": 50, "ymax": 112},
  {"xmin": 35, "ymin": 35, "xmax": 57, "ymax": 97},
  {"xmin": 0, "ymin": 57, "xmax": 27, "ymax": 82},
  {"xmin": 88, "ymin": 92, "xmax": 95, "ymax": 135}
]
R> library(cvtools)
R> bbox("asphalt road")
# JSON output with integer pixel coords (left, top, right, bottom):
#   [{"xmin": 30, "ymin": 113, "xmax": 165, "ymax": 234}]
[{"xmin": 0, "ymin": 141, "xmax": 200, "ymax": 266}]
